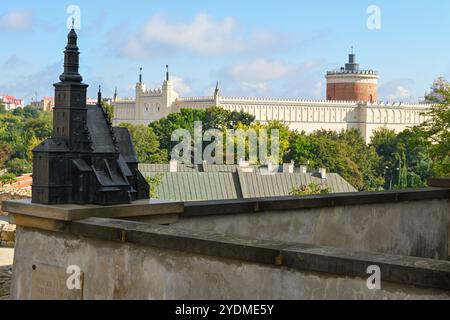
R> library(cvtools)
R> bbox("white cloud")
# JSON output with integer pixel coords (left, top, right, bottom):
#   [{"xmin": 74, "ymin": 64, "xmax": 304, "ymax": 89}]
[
  {"xmin": 226, "ymin": 59, "xmax": 294, "ymax": 82},
  {"xmin": 312, "ymin": 81, "xmax": 324, "ymax": 98},
  {"xmin": 379, "ymin": 79, "xmax": 416, "ymax": 102},
  {"xmin": 224, "ymin": 59, "xmax": 323, "ymax": 83},
  {"xmin": 0, "ymin": 10, "xmax": 33, "ymax": 31},
  {"xmin": 217, "ymin": 58, "xmax": 325, "ymax": 98},
  {"xmin": 0, "ymin": 62, "xmax": 60, "ymax": 102},
  {"xmin": 121, "ymin": 13, "xmax": 284, "ymax": 58},
  {"xmin": 1, "ymin": 55, "xmax": 25, "ymax": 70},
  {"xmin": 171, "ymin": 76, "xmax": 191, "ymax": 96}
]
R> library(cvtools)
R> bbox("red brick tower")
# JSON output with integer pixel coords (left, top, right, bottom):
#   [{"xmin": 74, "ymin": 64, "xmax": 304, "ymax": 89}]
[{"xmin": 326, "ymin": 51, "xmax": 379, "ymax": 103}]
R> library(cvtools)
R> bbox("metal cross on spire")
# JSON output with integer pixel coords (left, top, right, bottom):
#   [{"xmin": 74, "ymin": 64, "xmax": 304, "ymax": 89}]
[{"xmin": 72, "ymin": 17, "xmax": 75, "ymax": 29}]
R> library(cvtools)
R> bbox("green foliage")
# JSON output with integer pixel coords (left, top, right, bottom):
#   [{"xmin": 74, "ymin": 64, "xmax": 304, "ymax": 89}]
[
  {"xmin": 290, "ymin": 182, "xmax": 331, "ymax": 196},
  {"xmin": 149, "ymin": 107, "xmax": 256, "ymax": 162},
  {"xmin": 102, "ymin": 100, "xmax": 115, "ymax": 124},
  {"xmin": 419, "ymin": 89, "xmax": 450, "ymax": 177},
  {"xmin": 287, "ymin": 129, "xmax": 383, "ymax": 191},
  {"xmin": 0, "ymin": 103, "xmax": 6, "ymax": 114},
  {"xmin": 371, "ymin": 127, "xmax": 433, "ymax": 189},
  {"xmin": 0, "ymin": 173, "xmax": 17, "ymax": 186},
  {"xmin": 145, "ymin": 174, "xmax": 163, "ymax": 199},
  {"xmin": 0, "ymin": 143, "xmax": 13, "ymax": 169},
  {"xmin": 12, "ymin": 105, "xmax": 40, "ymax": 119},
  {"xmin": 0, "ymin": 107, "xmax": 52, "ymax": 174},
  {"xmin": 119, "ymin": 123, "xmax": 168, "ymax": 163},
  {"xmin": 6, "ymin": 158, "xmax": 32, "ymax": 175}
]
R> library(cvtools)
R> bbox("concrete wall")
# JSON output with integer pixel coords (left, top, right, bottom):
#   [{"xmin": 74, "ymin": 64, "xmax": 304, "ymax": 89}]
[
  {"xmin": 176, "ymin": 199, "xmax": 449, "ymax": 260},
  {"xmin": 11, "ymin": 227, "xmax": 450, "ymax": 300}
]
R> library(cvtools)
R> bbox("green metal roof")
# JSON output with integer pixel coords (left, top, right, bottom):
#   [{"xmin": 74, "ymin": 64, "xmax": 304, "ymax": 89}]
[
  {"xmin": 202, "ymin": 164, "xmax": 260, "ymax": 173},
  {"xmin": 139, "ymin": 163, "xmax": 198, "ymax": 173},
  {"xmin": 238, "ymin": 172, "xmax": 357, "ymax": 199},
  {"xmin": 140, "ymin": 165, "xmax": 357, "ymax": 201},
  {"xmin": 144, "ymin": 172, "xmax": 242, "ymax": 201}
]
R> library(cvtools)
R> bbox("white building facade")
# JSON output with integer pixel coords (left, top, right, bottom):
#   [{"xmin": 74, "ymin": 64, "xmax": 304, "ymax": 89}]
[{"xmin": 113, "ymin": 72, "xmax": 431, "ymax": 143}]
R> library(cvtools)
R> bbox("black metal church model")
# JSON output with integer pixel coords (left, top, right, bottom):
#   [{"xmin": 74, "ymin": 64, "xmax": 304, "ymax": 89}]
[{"xmin": 32, "ymin": 28, "xmax": 149, "ymax": 205}]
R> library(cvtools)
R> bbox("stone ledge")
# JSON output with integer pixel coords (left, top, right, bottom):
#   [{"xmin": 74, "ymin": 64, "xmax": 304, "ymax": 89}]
[
  {"xmin": 428, "ymin": 178, "xmax": 450, "ymax": 188},
  {"xmin": 3, "ymin": 188, "xmax": 449, "ymax": 222},
  {"xmin": 183, "ymin": 188, "xmax": 450, "ymax": 218},
  {"xmin": 2, "ymin": 199, "xmax": 183, "ymax": 222},
  {"xmin": 69, "ymin": 217, "xmax": 450, "ymax": 291}
]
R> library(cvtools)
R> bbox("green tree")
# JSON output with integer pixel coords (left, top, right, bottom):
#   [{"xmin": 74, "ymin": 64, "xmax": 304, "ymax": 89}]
[
  {"xmin": 285, "ymin": 129, "xmax": 383, "ymax": 191},
  {"xmin": 370, "ymin": 128, "xmax": 432, "ymax": 189},
  {"xmin": 119, "ymin": 123, "xmax": 167, "ymax": 163},
  {"xmin": 145, "ymin": 174, "xmax": 163, "ymax": 199},
  {"xmin": 22, "ymin": 105, "xmax": 40, "ymax": 119},
  {"xmin": 0, "ymin": 143, "xmax": 13, "ymax": 169},
  {"xmin": 6, "ymin": 158, "xmax": 32, "ymax": 175},
  {"xmin": 23, "ymin": 116, "xmax": 52, "ymax": 141},
  {"xmin": 285, "ymin": 131, "xmax": 314, "ymax": 165},
  {"xmin": 419, "ymin": 88, "xmax": 450, "ymax": 177},
  {"xmin": 102, "ymin": 100, "xmax": 115, "ymax": 124}
]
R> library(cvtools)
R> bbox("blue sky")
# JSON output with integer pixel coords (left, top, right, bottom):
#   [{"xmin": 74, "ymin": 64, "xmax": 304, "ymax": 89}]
[{"xmin": 1, "ymin": 0, "xmax": 449, "ymax": 103}]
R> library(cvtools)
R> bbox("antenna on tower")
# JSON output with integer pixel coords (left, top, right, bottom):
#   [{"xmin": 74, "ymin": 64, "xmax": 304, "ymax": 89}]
[
  {"xmin": 166, "ymin": 65, "xmax": 169, "ymax": 81},
  {"xmin": 139, "ymin": 67, "xmax": 142, "ymax": 84}
]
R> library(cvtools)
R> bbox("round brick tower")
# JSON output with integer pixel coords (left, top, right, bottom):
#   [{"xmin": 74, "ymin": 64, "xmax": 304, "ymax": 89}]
[{"xmin": 326, "ymin": 51, "xmax": 379, "ymax": 103}]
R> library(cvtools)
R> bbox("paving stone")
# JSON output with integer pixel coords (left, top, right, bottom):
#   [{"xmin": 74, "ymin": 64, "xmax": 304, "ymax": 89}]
[{"xmin": 0, "ymin": 265, "xmax": 12, "ymax": 300}]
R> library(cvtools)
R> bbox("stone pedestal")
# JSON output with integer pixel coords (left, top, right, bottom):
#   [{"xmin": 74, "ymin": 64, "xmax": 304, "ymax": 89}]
[{"xmin": 2, "ymin": 199, "xmax": 183, "ymax": 233}]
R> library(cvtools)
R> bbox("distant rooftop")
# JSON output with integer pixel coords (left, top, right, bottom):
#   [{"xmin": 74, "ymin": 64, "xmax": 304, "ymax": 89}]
[
  {"xmin": 327, "ymin": 52, "xmax": 378, "ymax": 76},
  {"xmin": 139, "ymin": 164, "xmax": 357, "ymax": 201}
]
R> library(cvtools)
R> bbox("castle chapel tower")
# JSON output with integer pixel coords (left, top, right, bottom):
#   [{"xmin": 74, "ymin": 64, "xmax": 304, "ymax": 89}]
[{"xmin": 325, "ymin": 50, "xmax": 379, "ymax": 103}]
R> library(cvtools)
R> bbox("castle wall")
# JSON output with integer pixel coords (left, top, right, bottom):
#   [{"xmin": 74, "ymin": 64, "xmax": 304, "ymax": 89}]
[{"xmin": 113, "ymin": 82, "xmax": 431, "ymax": 143}]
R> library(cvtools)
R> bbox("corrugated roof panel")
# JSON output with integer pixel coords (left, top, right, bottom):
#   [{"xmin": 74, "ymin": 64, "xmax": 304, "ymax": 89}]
[{"xmin": 145, "ymin": 166, "xmax": 357, "ymax": 201}]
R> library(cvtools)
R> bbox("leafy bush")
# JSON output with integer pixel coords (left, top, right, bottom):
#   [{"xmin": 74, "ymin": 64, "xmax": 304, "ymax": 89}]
[
  {"xmin": 0, "ymin": 173, "xmax": 17, "ymax": 186},
  {"xmin": 6, "ymin": 158, "xmax": 32, "ymax": 175},
  {"xmin": 145, "ymin": 174, "xmax": 163, "ymax": 199},
  {"xmin": 290, "ymin": 182, "xmax": 331, "ymax": 196}
]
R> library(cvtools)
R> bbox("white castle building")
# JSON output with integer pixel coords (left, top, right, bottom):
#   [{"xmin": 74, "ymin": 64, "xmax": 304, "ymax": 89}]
[{"xmin": 113, "ymin": 56, "xmax": 432, "ymax": 143}]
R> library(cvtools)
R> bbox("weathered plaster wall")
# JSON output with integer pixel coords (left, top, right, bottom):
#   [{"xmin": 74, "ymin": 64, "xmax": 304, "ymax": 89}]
[
  {"xmin": 11, "ymin": 228, "xmax": 450, "ymax": 300},
  {"xmin": 175, "ymin": 199, "xmax": 449, "ymax": 260}
]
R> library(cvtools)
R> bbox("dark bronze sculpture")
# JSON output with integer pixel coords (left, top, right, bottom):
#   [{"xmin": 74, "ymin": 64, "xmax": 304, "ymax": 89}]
[{"xmin": 32, "ymin": 28, "xmax": 149, "ymax": 205}]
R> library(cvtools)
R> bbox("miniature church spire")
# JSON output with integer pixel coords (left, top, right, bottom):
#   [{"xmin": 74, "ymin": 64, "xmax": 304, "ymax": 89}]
[{"xmin": 59, "ymin": 27, "xmax": 83, "ymax": 82}]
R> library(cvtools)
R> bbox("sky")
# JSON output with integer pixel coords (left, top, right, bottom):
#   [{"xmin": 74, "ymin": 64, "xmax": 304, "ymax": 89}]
[{"xmin": 1, "ymin": 0, "xmax": 449, "ymax": 104}]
